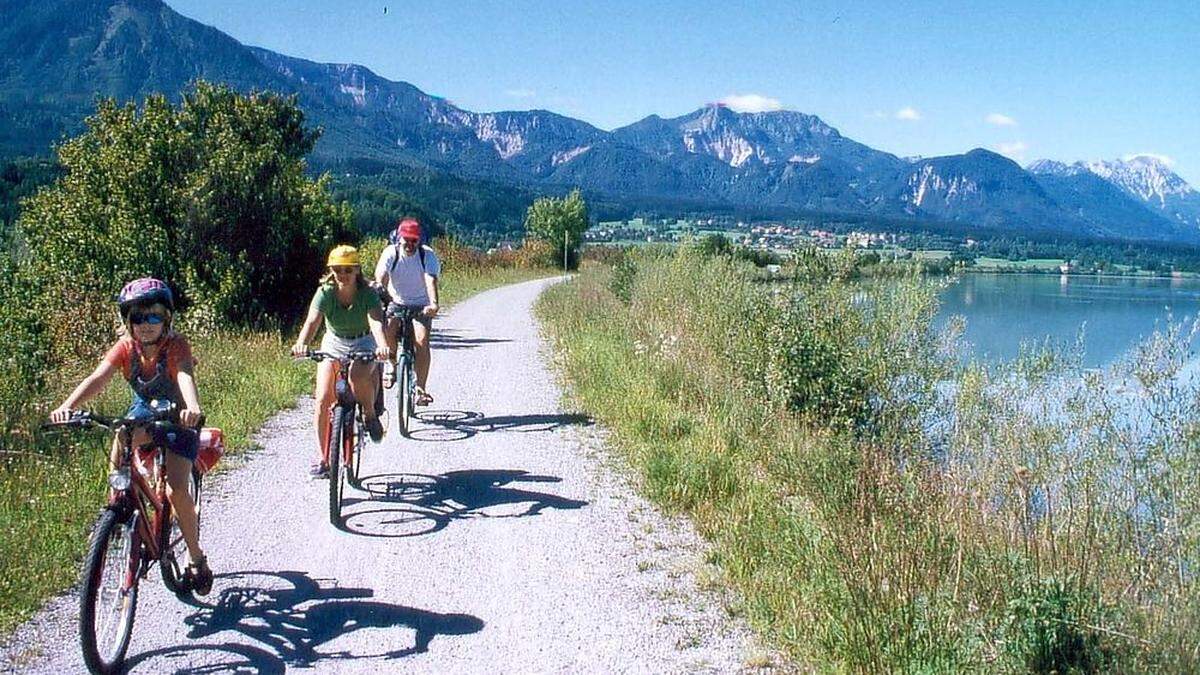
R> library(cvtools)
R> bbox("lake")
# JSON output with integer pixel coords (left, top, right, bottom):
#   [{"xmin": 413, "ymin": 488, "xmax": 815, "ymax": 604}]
[{"xmin": 936, "ymin": 273, "xmax": 1200, "ymax": 367}]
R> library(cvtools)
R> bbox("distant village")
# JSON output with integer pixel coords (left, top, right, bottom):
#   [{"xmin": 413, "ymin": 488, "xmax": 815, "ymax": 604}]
[
  {"xmin": 579, "ymin": 217, "xmax": 1197, "ymax": 277},
  {"xmin": 584, "ymin": 217, "xmax": 905, "ymax": 251}
]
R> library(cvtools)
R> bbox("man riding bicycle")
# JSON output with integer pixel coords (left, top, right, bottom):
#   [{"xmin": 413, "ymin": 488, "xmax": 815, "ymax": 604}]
[{"xmin": 374, "ymin": 218, "xmax": 441, "ymax": 406}]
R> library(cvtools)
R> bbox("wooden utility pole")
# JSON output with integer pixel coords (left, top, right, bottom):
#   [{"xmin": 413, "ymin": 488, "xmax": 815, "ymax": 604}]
[{"xmin": 564, "ymin": 231, "xmax": 569, "ymax": 271}]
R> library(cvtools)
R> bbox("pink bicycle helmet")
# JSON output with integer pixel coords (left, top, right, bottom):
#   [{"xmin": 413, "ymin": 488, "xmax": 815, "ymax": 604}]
[{"xmin": 117, "ymin": 277, "xmax": 174, "ymax": 316}]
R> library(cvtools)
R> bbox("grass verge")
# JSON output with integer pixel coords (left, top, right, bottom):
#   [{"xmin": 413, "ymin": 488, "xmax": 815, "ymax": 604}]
[{"xmin": 537, "ymin": 249, "xmax": 1199, "ymax": 671}]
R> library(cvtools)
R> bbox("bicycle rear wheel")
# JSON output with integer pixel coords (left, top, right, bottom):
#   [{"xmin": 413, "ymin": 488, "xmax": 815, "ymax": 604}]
[
  {"xmin": 397, "ymin": 357, "xmax": 413, "ymax": 437},
  {"xmin": 79, "ymin": 507, "xmax": 140, "ymax": 675},
  {"xmin": 328, "ymin": 405, "xmax": 346, "ymax": 526},
  {"xmin": 161, "ymin": 469, "xmax": 201, "ymax": 596}
]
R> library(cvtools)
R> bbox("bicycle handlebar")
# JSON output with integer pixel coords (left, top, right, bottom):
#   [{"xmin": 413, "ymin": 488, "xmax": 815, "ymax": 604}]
[
  {"xmin": 300, "ymin": 349, "xmax": 382, "ymax": 364},
  {"xmin": 41, "ymin": 403, "xmax": 203, "ymax": 435},
  {"xmin": 385, "ymin": 305, "xmax": 423, "ymax": 320}
]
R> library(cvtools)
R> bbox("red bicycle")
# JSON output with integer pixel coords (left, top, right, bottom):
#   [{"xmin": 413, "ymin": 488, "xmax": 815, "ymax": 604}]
[
  {"xmin": 303, "ymin": 350, "xmax": 382, "ymax": 526},
  {"xmin": 44, "ymin": 403, "xmax": 223, "ymax": 674}
]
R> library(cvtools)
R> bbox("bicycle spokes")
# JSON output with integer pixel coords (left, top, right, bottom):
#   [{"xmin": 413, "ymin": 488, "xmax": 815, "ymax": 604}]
[{"xmin": 81, "ymin": 509, "xmax": 140, "ymax": 672}]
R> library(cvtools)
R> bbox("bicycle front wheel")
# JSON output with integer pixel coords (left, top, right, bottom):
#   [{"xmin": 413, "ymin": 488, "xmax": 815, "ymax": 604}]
[
  {"xmin": 161, "ymin": 469, "xmax": 201, "ymax": 597},
  {"xmin": 328, "ymin": 405, "xmax": 345, "ymax": 526},
  {"xmin": 350, "ymin": 408, "xmax": 364, "ymax": 485},
  {"xmin": 79, "ymin": 507, "xmax": 140, "ymax": 674},
  {"xmin": 397, "ymin": 357, "xmax": 413, "ymax": 437}
]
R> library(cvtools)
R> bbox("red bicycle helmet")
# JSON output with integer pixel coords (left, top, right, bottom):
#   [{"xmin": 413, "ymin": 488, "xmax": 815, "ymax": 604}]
[
  {"xmin": 396, "ymin": 218, "xmax": 421, "ymax": 242},
  {"xmin": 117, "ymin": 277, "xmax": 174, "ymax": 316}
]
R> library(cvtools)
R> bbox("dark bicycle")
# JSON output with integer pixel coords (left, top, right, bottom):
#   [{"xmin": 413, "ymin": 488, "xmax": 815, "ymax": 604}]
[
  {"xmin": 42, "ymin": 402, "xmax": 222, "ymax": 674},
  {"xmin": 303, "ymin": 350, "xmax": 383, "ymax": 525},
  {"xmin": 387, "ymin": 306, "xmax": 420, "ymax": 437}
]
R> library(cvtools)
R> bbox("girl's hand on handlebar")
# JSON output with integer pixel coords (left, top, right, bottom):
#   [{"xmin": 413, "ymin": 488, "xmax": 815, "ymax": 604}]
[
  {"xmin": 179, "ymin": 408, "xmax": 203, "ymax": 428},
  {"xmin": 422, "ymin": 304, "xmax": 438, "ymax": 319},
  {"xmin": 49, "ymin": 407, "xmax": 73, "ymax": 423},
  {"xmin": 374, "ymin": 345, "xmax": 391, "ymax": 362},
  {"xmin": 290, "ymin": 342, "xmax": 308, "ymax": 358}
]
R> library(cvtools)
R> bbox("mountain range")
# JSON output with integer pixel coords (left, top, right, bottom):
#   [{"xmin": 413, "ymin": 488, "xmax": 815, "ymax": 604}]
[{"xmin": 2, "ymin": 0, "xmax": 1198, "ymax": 243}]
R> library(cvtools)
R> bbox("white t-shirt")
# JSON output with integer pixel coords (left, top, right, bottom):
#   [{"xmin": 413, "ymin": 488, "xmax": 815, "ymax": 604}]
[{"xmin": 375, "ymin": 244, "xmax": 441, "ymax": 305}]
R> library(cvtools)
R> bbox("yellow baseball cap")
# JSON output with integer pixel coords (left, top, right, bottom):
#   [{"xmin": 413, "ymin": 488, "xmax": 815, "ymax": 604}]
[{"xmin": 326, "ymin": 244, "xmax": 360, "ymax": 267}]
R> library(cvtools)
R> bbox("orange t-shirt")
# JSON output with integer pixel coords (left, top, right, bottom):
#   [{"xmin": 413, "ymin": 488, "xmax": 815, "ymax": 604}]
[{"xmin": 104, "ymin": 333, "xmax": 196, "ymax": 381}]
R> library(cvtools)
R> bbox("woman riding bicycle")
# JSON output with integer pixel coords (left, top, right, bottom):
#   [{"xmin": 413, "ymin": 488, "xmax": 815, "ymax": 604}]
[
  {"xmin": 291, "ymin": 245, "xmax": 390, "ymax": 478},
  {"xmin": 49, "ymin": 278, "xmax": 213, "ymax": 595}
]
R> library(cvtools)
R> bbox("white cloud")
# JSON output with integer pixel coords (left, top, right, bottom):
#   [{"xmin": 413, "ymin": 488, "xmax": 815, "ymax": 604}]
[
  {"xmin": 719, "ymin": 94, "xmax": 783, "ymax": 113},
  {"xmin": 985, "ymin": 113, "xmax": 1017, "ymax": 127},
  {"xmin": 994, "ymin": 140, "xmax": 1028, "ymax": 160},
  {"xmin": 1122, "ymin": 153, "xmax": 1175, "ymax": 167},
  {"xmin": 505, "ymin": 88, "xmax": 536, "ymax": 99},
  {"xmin": 895, "ymin": 107, "xmax": 922, "ymax": 121}
]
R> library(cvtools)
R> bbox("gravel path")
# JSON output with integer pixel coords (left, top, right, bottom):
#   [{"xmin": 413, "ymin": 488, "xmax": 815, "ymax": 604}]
[{"xmin": 1, "ymin": 277, "xmax": 773, "ymax": 674}]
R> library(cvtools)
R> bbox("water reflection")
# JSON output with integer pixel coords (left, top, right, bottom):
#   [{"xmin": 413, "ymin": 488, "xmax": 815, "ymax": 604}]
[{"xmin": 936, "ymin": 273, "xmax": 1200, "ymax": 366}]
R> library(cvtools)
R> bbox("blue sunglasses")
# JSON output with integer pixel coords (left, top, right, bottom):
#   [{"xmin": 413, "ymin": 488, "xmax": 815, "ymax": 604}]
[{"xmin": 130, "ymin": 312, "xmax": 165, "ymax": 326}]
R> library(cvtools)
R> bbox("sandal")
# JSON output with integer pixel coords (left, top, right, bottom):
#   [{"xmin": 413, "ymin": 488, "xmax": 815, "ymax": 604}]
[
  {"xmin": 415, "ymin": 388, "xmax": 434, "ymax": 406},
  {"xmin": 309, "ymin": 462, "xmax": 329, "ymax": 479},
  {"xmin": 185, "ymin": 555, "xmax": 213, "ymax": 596},
  {"xmin": 382, "ymin": 362, "xmax": 396, "ymax": 389}
]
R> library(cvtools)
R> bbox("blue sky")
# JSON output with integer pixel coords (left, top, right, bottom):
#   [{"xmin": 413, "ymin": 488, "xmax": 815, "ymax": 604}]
[{"xmin": 167, "ymin": 0, "xmax": 1200, "ymax": 184}]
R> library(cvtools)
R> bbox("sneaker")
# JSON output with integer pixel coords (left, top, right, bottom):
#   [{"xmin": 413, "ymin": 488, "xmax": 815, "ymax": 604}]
[
  {"xmin": 382, "ymin": 362, "xmax": 396, "ymax": 389},
  {"xmin": 309, "ymin": 462, "xmax": 329, "ymax": 479},
  {"xmin": 365, "ymin": 416, "xmax": 384, "ymax": 443},
  {"xmin": 185, "ymin": 556, "xmax": 213, "ymax": 596}
]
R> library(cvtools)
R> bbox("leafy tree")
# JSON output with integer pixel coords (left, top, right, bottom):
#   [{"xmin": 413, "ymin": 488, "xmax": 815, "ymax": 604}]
[
  {"xmin": 693, "ymin": 233, "xmax": 732, "ymax": 257},
  {"xmin": 15, "ymin": 81, "xmax": 351, "ymax": 364},
  {"xmin": 523, "ymin": 188, "xmax": 588, "ymax": 269}
]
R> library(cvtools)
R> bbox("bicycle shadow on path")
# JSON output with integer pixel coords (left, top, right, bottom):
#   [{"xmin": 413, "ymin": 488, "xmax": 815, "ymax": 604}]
[
  {"xmin": 125, "ymin": 570, "xmax": 484, "ymax": 671},
  {"xmin": 341, "ymin": 469, "xmax": 588, "ymax": 538},
  {"xmin": 406, "ymin": 410, "xmax": 592, "ymax": 442},
  {"xmin": 429, "ymin": 328, "xmax": 512, "ymax": 351}
]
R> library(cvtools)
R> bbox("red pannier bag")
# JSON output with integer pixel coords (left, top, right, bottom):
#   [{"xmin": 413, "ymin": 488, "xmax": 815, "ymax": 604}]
[{"xmin": 195, "ymin": 427, "xmax": 224, "ymax": 475}]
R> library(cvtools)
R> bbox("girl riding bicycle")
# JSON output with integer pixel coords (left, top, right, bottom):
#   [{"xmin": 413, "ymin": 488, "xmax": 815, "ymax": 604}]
[
  {"xmin": 291, "ymin": 245, "xmax": 390, "ymax": 478},
  {"xmin": 49, "ymin": 278, "xmax": 213, "ymax": 595}
]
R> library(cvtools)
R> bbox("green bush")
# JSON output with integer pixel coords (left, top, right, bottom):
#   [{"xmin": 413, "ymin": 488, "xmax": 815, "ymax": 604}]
[
  {"xmin": 608, "ymin": 254, "xmax": 636, "ymax": 304},
  {"xmin": 15, "ymin": 80, "xmax": 352, "ymax": 339},
  {"xmin": 1006, "ymin": 576, "xmax": 1110, "ymax": 672}
]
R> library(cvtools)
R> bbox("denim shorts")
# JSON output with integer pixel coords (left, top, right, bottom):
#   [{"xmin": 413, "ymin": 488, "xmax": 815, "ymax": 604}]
[{"xmin": 124, "ymin": 400, "xmax": 200, "ymax": 462}]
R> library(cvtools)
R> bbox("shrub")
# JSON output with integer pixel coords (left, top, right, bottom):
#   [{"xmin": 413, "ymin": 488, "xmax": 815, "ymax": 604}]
[{"xmin": 15, "ymin": 80, "xmax": 352, "ymax": 341}]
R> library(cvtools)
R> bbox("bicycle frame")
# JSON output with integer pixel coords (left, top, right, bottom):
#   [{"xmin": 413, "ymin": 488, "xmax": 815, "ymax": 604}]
[
  {"xmin": 109, "ymin": 424, "xmax": 180, "ymax": 569},
  {"xmin": 320, "ymin": 352, "xmax": 372, "ymax": 466},
  {"xmin": 395, "ymin": 311, "xmax": 417, "ymax": 362}
]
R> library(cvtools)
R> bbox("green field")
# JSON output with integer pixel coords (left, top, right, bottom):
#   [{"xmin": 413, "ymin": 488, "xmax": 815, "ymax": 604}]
[{"xmin": 973, "ymin": 256, "xmax": 1066, "ymax": 270}]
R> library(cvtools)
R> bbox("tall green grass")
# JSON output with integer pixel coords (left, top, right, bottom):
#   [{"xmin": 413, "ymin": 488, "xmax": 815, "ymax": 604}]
[{"xmin": 537, "ymin": 248, "xmax": 1200, "ymax": 671}]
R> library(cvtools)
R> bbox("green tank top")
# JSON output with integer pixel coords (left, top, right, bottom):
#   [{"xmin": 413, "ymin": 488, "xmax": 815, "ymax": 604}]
[{"xmin": 310, "ymin": 283, "xmax": 381, "ymax": 338}]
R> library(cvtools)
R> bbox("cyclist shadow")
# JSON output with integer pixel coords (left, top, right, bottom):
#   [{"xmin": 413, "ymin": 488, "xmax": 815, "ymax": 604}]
[
  {"xmin": 407, "ymin": 410, "xmax": 592, "ymax": 442},
  {"xmin": 429, "ymin": 329, "xmax": 512, "ymax": 351},
  {"xmin": 125, "ymin": 569, "xmax": 484, "ymax": 671},
  {"xmin": 341, "ymin": 469, "xmax": 588, "ymax": 538}
]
